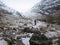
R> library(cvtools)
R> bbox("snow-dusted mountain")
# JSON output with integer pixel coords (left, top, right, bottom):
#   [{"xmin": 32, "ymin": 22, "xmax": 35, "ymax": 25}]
[
  {"xmin": 0, "ymin": 2, "xmax": 31, "ymax": 27},
  {"xmin": 0, "ymin": 1, "xmax": 32, "ymax": 27},
  {"xmin": 0, "ymin": 1, "xmax": 21, "ymax": 17},
  {"xmin": 32, "ymin": 0, "xmax": 60, "ymax": 16},
  {"xmin": 26, "ymin": 0, "xmax": 60, "ymax": 24}
]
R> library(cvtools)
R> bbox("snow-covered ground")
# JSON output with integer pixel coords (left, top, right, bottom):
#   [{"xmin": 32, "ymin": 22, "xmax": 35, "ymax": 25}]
[
  {"xmin": 0, "ymin": 40, "xmax": 8, "ymax": 45},
  {"xmin": 22, "ymin": 37, "xmax": 30, "ymax": 45},
  {"xmin": 21, "ymin": 33, "xmax": 33, "ymax": 45},
  {"xmin": 33, "ymin": 21, "xmax": 47, "ymax": 28},
  {"xmin": 45, "ymin": 31, "xmax": 59, "ymax": 38}
]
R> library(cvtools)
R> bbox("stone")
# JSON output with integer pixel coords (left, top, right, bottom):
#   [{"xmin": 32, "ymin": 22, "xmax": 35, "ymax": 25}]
[{"xmin": 29, "ymin": 33, "xmax": 52, "ymax": 45}]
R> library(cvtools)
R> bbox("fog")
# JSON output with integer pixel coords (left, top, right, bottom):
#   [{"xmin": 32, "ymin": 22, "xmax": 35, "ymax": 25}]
[{"xmin": 1, "ymin": 0, "xmax": 40, "ymax": 13}]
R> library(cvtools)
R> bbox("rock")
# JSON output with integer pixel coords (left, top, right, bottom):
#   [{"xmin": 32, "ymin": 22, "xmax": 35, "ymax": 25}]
[
  {"xmin": 16, "ymin": 39, "xmax": 25, "ymax": 45},
  {"xmin": 29, "ymin": 33, "xmax": 52, "ymax": 45}
]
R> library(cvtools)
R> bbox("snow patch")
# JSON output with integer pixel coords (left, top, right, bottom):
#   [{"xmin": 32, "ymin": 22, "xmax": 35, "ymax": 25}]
[
  {"xmin": 0, "ymin": 40, "xmax": 8, "ymax": 45},
  {"xmin": 22, "ymin": 37, "xmax": 30, "ymax": 45}
]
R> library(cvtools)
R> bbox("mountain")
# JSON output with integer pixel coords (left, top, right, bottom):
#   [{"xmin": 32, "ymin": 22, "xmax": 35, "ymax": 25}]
[
  {"xmin": 0, "ymin": 1, "xmax": 22, "ymax": 16},
  {"xmin": 30, "ymin": 0, "xmax": 60, "ymax": 24},
  {"xmin": 0, "ymin": 1, "xmax": 33, "ymax": 28},
  {"xmin": 0, "ymin": 1, "xmax": 23, "ymax": 27},
  {"xmin": 32, "ymin": 0, "xmax": 60, "ymax": 15}
]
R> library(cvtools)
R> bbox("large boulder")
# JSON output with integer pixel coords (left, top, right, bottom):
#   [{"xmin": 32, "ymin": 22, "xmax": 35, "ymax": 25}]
[{"xmin": 29, "ymin": 33, "xmax": 52, "ymax": 45}]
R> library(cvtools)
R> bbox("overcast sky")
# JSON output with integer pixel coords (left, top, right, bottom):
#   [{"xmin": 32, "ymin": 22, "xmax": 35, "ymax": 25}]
[{"xmin": 1, "ymin": 0, "xmax": 40, "ymax": 13}]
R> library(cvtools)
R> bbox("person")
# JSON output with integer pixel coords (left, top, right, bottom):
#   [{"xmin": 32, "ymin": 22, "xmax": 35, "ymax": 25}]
[
  {"xmin": 34, "ymin": 20, "xmax": 36, "ymax": 25},
  {"xmin": 49, "ymin": 38, "xmax": 52, "ymax": 45}
]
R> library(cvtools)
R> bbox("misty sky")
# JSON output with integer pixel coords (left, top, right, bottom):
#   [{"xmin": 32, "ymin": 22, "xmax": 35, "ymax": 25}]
[{"xmin": 1, "ymin": 0, "xmax": 40, "ymax": 13}]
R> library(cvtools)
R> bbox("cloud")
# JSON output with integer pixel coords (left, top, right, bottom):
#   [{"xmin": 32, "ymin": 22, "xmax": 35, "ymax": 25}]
[{"xmin": 1, "ymin": 0, "xmax": 40, "ymax": 13}]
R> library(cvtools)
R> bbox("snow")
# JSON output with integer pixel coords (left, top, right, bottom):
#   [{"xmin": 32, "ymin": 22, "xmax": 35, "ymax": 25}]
[
  {"xmin": 21, "ymin": 33, "xmax": 33, "ymax": 45},
  {"xmin": 33, "ymin": 21, "xmax": 47, "ymax": 28},
  {"xmin": 0, "ymin": 40, "xmax": 8, "ymax": 45},
  {"xmin": 22, "ymin": 37, "xmax": 30, "ymax": 45},
  {"xmin": 45, "ymin": 31, "xmax": 58, "ymax": 38},
  {"xmin": 27, "ymin": 33, "xmax": 33, "ymax": 37}
]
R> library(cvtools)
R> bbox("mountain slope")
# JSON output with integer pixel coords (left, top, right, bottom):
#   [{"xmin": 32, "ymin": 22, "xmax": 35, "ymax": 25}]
[
  {"xmin": 0, "ymin": 1, "xmax": 22, "ymax": 27},
  {"xmin": 30, "ymin": 0, "xmax": 60, "ymax": 24},
  {"xmin": 32, "ymin": 0, "xmax": 60, "ymax": 15},
  {"xmin": 0, "ymin": 1, "xmax": 33, "ymax": 27}
]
